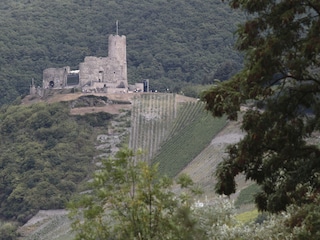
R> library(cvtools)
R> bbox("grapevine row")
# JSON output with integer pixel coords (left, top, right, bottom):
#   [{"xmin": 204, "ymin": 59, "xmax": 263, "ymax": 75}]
[
  {"xmin": 128, "ymin": 93, "xmax": 176, "ymax": 163},
  {"xmin": 152, "ymin": 109, "xmax": 227, "ymax": 177}
]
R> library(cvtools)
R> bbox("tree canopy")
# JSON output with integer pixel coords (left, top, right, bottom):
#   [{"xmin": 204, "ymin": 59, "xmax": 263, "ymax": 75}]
[
  {"xmin": 70, "ymin": 148, "xmax": 320, "ymax": 239},
  {"xmin": 0, "ymin": 0, "xmax": 244, "ymax": 105},
  {"xmin": 0, "ymin": 102, "xmax": 101, "ymax": 223},
  {"xmin": 203, "ymin": 0, "xmax": 320, "ymax": 213},
  {"xmin": 69, "ymin": 148, "xmax": 205, "ymax": 240}
]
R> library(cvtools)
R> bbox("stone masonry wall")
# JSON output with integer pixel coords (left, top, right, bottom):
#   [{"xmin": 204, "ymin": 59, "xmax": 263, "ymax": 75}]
[{"xmin": 42, "ymin": 34, "xmax": 128, "ymax": 91}]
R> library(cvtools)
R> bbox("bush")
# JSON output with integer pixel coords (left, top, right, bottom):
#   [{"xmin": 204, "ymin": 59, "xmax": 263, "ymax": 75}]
[{"xmin": 0, "ymin": 222, "xmax": 19, "ymax": 240}]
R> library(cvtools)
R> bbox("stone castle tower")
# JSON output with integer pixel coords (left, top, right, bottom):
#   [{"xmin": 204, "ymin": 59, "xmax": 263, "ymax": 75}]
[{"xmin": 42, "ymin": 33, "xmax": 128, "ymax": 93}]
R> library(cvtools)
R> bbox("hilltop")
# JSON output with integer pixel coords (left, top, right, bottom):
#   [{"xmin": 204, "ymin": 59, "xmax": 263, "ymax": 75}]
[{"xmin": 0, "ymin": 0, "xmax": 244, "ymax": 105}]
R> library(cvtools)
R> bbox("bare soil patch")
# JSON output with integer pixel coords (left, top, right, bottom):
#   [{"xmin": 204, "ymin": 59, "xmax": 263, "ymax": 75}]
[
  {"xmin": 175, "ymin": 94, "xmax": 199, "ymax": 103},
  {"xmin": 70, "ymin": 104, "xmax": 132, "ymax": 115},
  {"xmin": 22, "ymin": 92, "xmax": 197, "ymax": 116}
]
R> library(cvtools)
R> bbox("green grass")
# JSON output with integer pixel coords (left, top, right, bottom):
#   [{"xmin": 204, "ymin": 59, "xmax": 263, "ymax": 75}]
[
  {"xmin": 236, "ymin": 209, "xmax": 259, "ymax": 223},
  {"xmin": 235, "ymin": 183, "xmax": 261, "ymax": 208}
]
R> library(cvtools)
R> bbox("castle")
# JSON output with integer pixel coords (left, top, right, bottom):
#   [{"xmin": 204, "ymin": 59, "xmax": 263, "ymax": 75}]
[{"xmin": 40, "ymin": 34, "xmax": 129, "ymax": 93}]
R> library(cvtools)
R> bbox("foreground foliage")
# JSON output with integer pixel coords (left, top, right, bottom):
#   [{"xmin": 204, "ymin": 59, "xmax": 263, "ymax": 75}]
[
  {"xmin": 69, "ymin": 148, "xmax": 205, "ymax": 239},
  {"xmin": 69, "ymin": 150, "xmax": 316, "ymax": 240},
  {"xmin": 203, "ymin": 0, "xmax": 320, "ymax": 214},
  {"xmin": 0, "ymin": 221, "xmax": 19, "ymax": 240}
]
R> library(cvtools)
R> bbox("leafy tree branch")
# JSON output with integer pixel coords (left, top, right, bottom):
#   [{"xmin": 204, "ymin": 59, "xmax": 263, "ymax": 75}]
[{"xmin": 204, "ymin": 0, "xmax": 320, "ymax": 214}]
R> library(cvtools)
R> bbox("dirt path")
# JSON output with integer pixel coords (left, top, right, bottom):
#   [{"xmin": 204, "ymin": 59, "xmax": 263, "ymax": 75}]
[{"xmin": 70, "ymin": 104, "xmax": 132, "ymax": 115}]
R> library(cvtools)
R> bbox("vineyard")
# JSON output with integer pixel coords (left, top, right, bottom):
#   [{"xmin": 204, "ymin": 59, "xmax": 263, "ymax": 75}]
[
  {"xmin": 128, "ymin": 93, "xmax": 228, "ymax": 177},
  {"xmin": 20, "ymin": 93, "xmax": 245, "ymax": 239},
  {"xmin": 180, "ymin": 118, "xmax": 246, "ymax": 196},
  {"xmin": 129, "ymin": 93, "xmax": 177, "ymax": 162},
  {"xmin": 152, "ymin": 102, "xmax": 227, "ymax": 178}
]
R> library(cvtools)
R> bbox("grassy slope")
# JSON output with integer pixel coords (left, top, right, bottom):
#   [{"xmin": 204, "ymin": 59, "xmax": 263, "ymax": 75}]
[
  {"xmin": 236, "ymin": 209, "xmax": 259, "ymax": 223},
  {"xmin": 178, "ymin": 117, "xmax": 249, "ymax": 198},
  {"xmin": 19, "ymin": 211, "xmax": 73, "ymax": 240}
]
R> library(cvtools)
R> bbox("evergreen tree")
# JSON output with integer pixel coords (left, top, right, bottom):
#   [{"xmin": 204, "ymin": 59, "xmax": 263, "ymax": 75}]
[{"xmin": 203, "ymin": 0, "xmax": 320, "ymax": 212}]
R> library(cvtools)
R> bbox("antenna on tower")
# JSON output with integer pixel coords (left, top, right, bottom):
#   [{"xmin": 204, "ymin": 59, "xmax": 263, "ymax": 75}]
[{"xmin": 116, "ymin": 20, "xmax": 119, "ymax": 35}]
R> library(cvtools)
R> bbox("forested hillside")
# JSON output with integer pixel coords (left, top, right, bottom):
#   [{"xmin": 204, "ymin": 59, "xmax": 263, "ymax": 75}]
[
  {"xmin": 0, "ymin": 0, "xmax": 244, "ymax": 105},
  {"xmin": 0, "ymin": 101, "xmax": 117, "ymax": 223}
]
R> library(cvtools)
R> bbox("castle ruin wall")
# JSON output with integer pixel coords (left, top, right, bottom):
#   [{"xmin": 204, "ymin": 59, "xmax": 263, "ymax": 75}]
[
  {"xmin": 42, "ymin": 34, "xmax": 128, "ymax": 92},
  {"xmin": 43, "ymin": 67, "xmax": 70, "ymax": 89}
]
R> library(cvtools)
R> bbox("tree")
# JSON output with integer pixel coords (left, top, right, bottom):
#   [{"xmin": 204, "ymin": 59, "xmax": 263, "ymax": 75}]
[
  {"xmin": 202, "ymin": 0, "xmax": 320, "ymax": 213},
  {"xmin": 0, "ymin": 222, "xmax": 19, "ymax": 240},
  {"xmin": 69, "ymin": 148, "xmax": 205, "ymax": 240},
  {"xmin": 286, "ymin": 198, "xmax": 320, "ymax": 239},
  {"xmin": 0, "ymin": 103, "xmax": 96, "ymax": 222}
]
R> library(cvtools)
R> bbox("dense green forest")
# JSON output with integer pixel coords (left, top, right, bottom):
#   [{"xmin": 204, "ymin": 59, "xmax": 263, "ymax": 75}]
[
  {"xmin": 0, "ymin": 0, "xmax": 244, "ymax": 105},
  {"xmin": 0, "ymin": 102, "xmax": 115, "ymax": 223}
]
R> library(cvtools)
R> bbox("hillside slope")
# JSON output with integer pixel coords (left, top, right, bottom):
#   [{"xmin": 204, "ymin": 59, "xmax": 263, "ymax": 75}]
[
  {"xmin": 16, "ymin": 92, "xmax": 249, "ymax": 239},
  {"xmin": 152, "ymin": 102, "xmax": 227, "ymax": 178},
  {"xmin": 19, "ymin": 114, "xmax": 245, "ymax": 240},
  {"xmin": 178, "ymin": 119, "xmax": 248, "ymax": 198}
]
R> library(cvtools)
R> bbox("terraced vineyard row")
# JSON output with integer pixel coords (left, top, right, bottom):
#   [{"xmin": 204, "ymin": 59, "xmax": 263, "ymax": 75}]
[
  {"xmin": 152, "ymin": 102, "xmax": 227, "ymax": 177},
  {"xmin": 179, "ymin": 118, "xmax": 247, "ymax": 196},
  {"xmin": 129, "ymin": 94, "xmax": 228, "ymax": 178},
  {"xmin": 129, "ymin": 93, "xmax": 176, "ymax": 162},
  {"xmin": 163, "ymin": 101, "xmax": 205, "ymax": 142}
]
